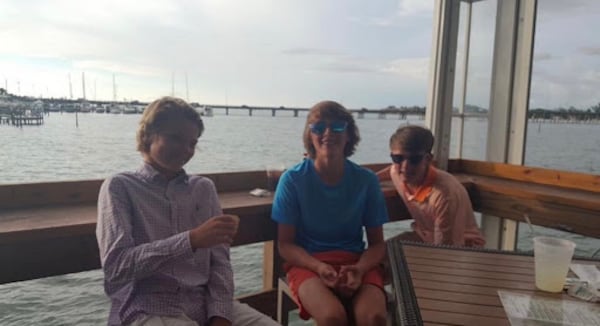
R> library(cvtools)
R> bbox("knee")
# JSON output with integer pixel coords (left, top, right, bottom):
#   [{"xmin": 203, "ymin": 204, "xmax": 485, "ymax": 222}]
[
  {"xmin": 354, "ymin": 309, "xmax": 387, "ymax": 326},
  {"xmin": 313, "ymin": 307, "xmax": 348, "ymax": 326}
]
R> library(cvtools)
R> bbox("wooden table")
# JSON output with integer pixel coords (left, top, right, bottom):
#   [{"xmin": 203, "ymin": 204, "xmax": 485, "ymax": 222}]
[{"xmin": 386, "ymin": 240, "xmax": 600, "ymax": 326}]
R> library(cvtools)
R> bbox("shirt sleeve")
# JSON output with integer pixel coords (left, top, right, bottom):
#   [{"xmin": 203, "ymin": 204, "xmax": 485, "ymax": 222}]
[
  {"xmin": 271, "ymin": 171, "xmax": 300, "ymax": 225},
  {"xmin": 363, "ymin": 171, "xmax": 390, "ymax": 228},
  {"xmin": 205, "ymin": 181, "xmax": 234, "ymax": 321},
  {"xmin": 96, "ymin": 176, "xmax": 194, "ymax": 295}
]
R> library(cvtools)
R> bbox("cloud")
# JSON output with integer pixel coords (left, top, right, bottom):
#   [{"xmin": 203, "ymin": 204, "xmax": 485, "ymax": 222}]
[
  {"xmin": 346, "ymin": 0, "xmax": 433, "ymax": 27},
  {"xmin": 530, "ymin": 63, "xmax": 600, "ymax": 109},
  {"xmin": 538, "ymin": 0, "xmax": 594, "ymax": 14},
  {"xmin": 580, "ymin": 47, "xmax": 600, "ymax": 56},
  {"xmin": 534, "ymin": 52, "xmax": 555, "ymax": 61},
  {"xmin": 282, "ymin": 48, "xmax": 341, "ymax": 56},
  {"xmin": 317, "ymin": 62, "xmax": 378, "ymax": 73},
  {"xmin": 397, "ymin": 0, "xmax": 434, "ymax": 16},
  {"xmin": 346, "ymin": 15, "xmax": 401, "ymax": 27},
  {"xmin": 1, "ymin": 0, "xmax": 597, "ymax": 108},
  {"xmin": 380, "ymin": 57, "xmax": 429, "ymax": 80},
  {"xmin": 309, "ymin": 56, "xmax": 430, "ymax": 79},
  {"xmin": 73, "ymin": 60, "xmax": 165, "ymax": 78}
]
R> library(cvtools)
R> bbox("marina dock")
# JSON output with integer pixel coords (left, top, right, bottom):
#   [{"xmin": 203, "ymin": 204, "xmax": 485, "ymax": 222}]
[
  {"xmin": 0, "ymin": 113, "xmax": 44, "ymax": 126},
  {"xmin": 9, "ymin": 114, "xmax": 44, "ymax": 126}
]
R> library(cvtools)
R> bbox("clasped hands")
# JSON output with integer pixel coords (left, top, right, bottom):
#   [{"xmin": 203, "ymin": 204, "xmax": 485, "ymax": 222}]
[
  {"xmin": 190, "ymin": 214, "xmax": 240, "ymax": 249},
  {"xmin": 317, "ymin": 263, "xmax": 365, "ymax": 298}
]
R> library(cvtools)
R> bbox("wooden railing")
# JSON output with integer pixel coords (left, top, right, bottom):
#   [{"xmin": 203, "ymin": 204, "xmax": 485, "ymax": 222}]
[
  {"xmin": 1, "ymin": 160, "xmax": 598, "ymax": 318},
  {"xmin": 447, "ymin": 160, "xmax": 600, "ymax": 237}
]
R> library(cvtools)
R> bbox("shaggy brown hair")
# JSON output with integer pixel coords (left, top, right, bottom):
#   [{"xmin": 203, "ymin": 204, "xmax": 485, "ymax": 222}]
[
  {"xmin": 389, "ymin": 125, "xmax": 434, "ymax": 153},
  {"xmin": 303, "ymin": 101, "xmax": 360, "ymax": 159},
  {"xmin": 136, "ymin": 96, "xmax": 204, "ymax": 153}
]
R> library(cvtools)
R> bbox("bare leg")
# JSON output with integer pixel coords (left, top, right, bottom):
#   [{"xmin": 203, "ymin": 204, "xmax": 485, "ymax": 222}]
[
  {"xmin": 352, "ymin": 284, "xmax": 387, "ymax": 326},
  {"xmin": 298, "ymin": 278, "xmax": 348, "ymax": 326}
]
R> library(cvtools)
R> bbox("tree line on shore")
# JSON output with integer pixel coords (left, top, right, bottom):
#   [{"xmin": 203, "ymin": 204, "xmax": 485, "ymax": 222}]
[{"xmin": 381, "ymin": 103, "xmax": 600, "ymax": 120}]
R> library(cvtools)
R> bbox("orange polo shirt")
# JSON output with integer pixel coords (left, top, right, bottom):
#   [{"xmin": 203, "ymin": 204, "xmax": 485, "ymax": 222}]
[{"xmin": 400, "ymin": 166, "xmax": 485, "ymax": 247}]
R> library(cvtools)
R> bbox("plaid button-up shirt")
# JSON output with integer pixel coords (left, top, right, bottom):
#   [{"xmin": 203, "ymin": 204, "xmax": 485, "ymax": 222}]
[{"xmin": 96, "ymin": 163, "xmax": 233, "ymax": 325}]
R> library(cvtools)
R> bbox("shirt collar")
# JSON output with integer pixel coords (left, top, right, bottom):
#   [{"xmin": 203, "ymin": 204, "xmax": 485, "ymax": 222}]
[
  {"xmin": 404, "ymin": 165, "xmax": 436, "ymax": 203},
  {"xmin": 138, "ymin": 162, "xmax": 190, "ymax": 184}
]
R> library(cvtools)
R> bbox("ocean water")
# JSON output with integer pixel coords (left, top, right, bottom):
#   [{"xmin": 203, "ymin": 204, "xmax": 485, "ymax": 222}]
[{"xmin": 0, "ymin": 112, "xmax": 599, "ymax": 325}]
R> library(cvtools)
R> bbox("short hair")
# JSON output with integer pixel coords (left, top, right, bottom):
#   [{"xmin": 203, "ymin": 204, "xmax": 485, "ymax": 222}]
[
  {"xmin": 389, "ymin": 125, "xmax": 434, "ymax": 153},
  {"xmin": 136, "ymin": 96, "xmax": 204, "ymax": 153},
  {"xmin": 303, "ymin": 100, "xmax": 360, "ymax": 159}
]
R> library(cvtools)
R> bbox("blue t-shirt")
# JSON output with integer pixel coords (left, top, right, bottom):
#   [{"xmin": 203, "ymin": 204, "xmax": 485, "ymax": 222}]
[{"xmin": 271, "ymin": 159, "xmax": 389, "ymax": 254}]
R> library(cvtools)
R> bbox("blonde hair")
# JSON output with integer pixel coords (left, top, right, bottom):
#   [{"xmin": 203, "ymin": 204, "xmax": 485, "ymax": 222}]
[
  {"xmin": 302, "ymin": 101, "xmax": 360, "ymax": 159},
  {"xmin": 136, "ymin": 96, "xmax": 204, "ymax": 153}
]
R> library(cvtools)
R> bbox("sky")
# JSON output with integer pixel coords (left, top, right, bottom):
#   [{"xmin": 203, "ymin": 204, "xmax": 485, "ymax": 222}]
[{"xmin": 0, "ymin": 0, "xmax": 599, "ymax": 110}]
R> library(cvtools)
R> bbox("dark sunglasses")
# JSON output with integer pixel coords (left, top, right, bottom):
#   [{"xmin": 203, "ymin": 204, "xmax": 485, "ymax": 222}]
[
  {"xmin": 309, "ymin": 120, "xmax": 348, "ymax": 135},
  {"xmin": 390, "ymin": 153, "xmax": 427, "ymax": 165}
]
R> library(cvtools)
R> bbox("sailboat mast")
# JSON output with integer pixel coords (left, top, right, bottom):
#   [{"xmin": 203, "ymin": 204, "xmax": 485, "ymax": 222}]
[
  {"xmin": 112, "ymin": 74, "xmax": 117, "ymax": 102},
  {"xmin": 69, "ymin": 74, "xmax": 73, "ymax": 99},
  {"xmin": 81, "ymin": 72, "xmax": 86, "ymax": 100}
]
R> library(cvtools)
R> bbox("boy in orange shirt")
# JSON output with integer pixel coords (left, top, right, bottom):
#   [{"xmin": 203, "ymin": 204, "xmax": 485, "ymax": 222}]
[{"xmin": 378, "ymin": 125, "xmax": 485, "ymax": 247}]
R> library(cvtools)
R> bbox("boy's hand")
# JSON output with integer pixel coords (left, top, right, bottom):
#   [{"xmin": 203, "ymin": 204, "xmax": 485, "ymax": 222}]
[
  {"xmin": 316, "ymin": 263, "xmax": 339, "ymax": 288},
  {"xmin": 390, "ymin": 164, "xmax": 403, "ymax": 185},
  {"xmin": 189, "ymin": 215, "xmax": 239, "ymax": 249},
  {"xmin": 336, "ymin": 265, "xmax": 365, "ymax": 298}
]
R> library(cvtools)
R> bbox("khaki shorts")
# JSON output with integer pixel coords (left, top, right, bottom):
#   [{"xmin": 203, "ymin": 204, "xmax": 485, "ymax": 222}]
[{"xmin": 128, "ymin": 301, "xmax": 279, "ymax": 326}]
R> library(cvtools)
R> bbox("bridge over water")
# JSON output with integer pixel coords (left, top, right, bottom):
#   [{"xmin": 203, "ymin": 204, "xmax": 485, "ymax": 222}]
[
  {"xmin": 205, "ymin": 104, "xmax": 424, "ymax": 119},
  {"xmin": 201, "ymin": 104, "xmax": 489, "ymax": 120}
]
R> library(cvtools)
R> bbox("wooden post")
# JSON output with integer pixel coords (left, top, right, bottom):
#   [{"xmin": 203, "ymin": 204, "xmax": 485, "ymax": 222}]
[{"xmin": 262, "ymin": 241, "xmax": 282, "ymax": 291}]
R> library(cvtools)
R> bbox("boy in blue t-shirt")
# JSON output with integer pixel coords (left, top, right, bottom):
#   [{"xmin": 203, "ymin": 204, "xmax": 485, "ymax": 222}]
[{"xmin": 272, "ymin": 101, "xmax": 389, "ymax": 326}]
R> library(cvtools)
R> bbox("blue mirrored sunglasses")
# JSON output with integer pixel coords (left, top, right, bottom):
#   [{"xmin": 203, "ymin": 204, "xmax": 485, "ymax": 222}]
[{"xmin": 309, "ymin": 121, "xmax": 348, "ymax": 135}]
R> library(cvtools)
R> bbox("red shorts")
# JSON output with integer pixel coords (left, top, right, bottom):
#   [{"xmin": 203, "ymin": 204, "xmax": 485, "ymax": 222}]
[{"xmin": 284, "ymin": 250, "xmax": 384, "ymax": 320}]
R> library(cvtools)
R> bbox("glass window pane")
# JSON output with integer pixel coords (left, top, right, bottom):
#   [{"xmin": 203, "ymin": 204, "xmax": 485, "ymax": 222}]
[
  {"xmin": 450, "ymin": 0, "xmax": 497, "ymax": 160},
  {"xmin": 527, "ymin": 0, "xmax": 600, "ymax": 174},
  {"xmin": 522, "ymin": 0, "xmax": 600, "ymax": 257}
]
